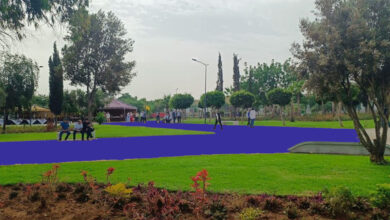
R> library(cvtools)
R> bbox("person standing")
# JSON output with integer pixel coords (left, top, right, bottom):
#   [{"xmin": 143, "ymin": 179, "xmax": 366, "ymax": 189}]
[
  {"xmin": 214, "ymin": 110, "xmax": 223, "ymax": 130},
  {"xmin": 246, "ymin": 108, "xmax": 251, "ymax": 126},
  {"xmin": 59, "ymin": 119, "xmax": 71, "ymax": 141},
  {"xmin": 172, "ymin": 110, "xmax": 176, "ymax": 123},
  {"xmin": 106, "ymin": 112, "xmax": 111, "ymax": 123},
  {"xmin": 156, "ymin": 112, "xmax": 160, "ymax": 123},
  {"xmin": 135, "ymin": 112, "xmax": 139, "ymax": 122},
  {"xmin": 177, "ymin": 110, "xmax": 182, "ymax": 123},
  {"xmin": 249, "ymin": 108, "xmax": 257, "ymax": 128},
  {"xmin": 126, "ymin": 112, "xmax": 130, "ymax": 122},
  {"xmin": 73, "ymin": 120, "xmax": 84, "ymax": 141}
]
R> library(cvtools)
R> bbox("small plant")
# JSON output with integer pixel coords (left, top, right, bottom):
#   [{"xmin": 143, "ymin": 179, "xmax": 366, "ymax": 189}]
[
  {"xmin": 106, "ymin": 167, "xmax": 115, "ymax": 184},
  {"xmin": 263, "ymin": 196, "xmax": 283, "ymax": 212},
  {"xmin": 105, "ymin": 183, "xmax": 132, "ymax": 198},
  {"xmin": 95, "ymin": 112, "xmax": 106, "ymax": 125},
  {"xmin": 285, "ymin": 203, "xmax": 299, "ymax": 219},
  {"xmin": 239, "ymin": 207, "xmax": 263, "ymax": 220},
  {"xmin": 42, "ymin": 164, "xmax": 60, "ymax": 191},
  {"xmin": 191, "ymin": 169, "xmax": 210, "ymax": 202},
  {"xmin": 324, "ymin": 186, "xmax": 355, "ymax": 218},
  {"xmin": 371, "ymin": 183, "xmax": 390, "ymax": 211},
  {"xmin": 204, "ymin": 196, "xmax": 228, "ymax": 220},
  {"xmin": 8, "ymin": 191, "xmax": 18, "ymax": 200}
]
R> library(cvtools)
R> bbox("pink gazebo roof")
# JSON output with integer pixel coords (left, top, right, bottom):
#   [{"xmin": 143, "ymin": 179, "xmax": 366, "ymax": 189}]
[{"xmin": 103, "ymin": 99, "xmax": 137, "ymax": 110}]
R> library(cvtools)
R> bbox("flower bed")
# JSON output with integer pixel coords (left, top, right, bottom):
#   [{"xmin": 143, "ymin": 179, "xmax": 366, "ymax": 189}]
[{"xmin": 0, "ymin": 166, "xmax": 389, "ymax": 219}]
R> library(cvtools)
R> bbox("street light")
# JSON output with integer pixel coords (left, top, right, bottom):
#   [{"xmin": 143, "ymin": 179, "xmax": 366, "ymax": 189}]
[{"xmin": 192, "ymin": 58, "xmax": 208, "ymax": 124}]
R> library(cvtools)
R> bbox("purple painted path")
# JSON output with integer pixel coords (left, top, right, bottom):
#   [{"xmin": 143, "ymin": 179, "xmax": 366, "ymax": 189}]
[{"xmin": 0, "ymin": 122, "xmax": 359, "ymax": 165}]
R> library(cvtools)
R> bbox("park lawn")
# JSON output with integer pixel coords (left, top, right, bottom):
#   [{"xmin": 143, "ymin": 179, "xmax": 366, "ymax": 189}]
[
  {"xmin": 183, "ymin": 119, "xmax": 374, "ymax": 129},
  {"xmin": 0, "ymin": 154, "xmax": 388, "ymax": 196},
  {"xmin": 0, "ymin": 124, "xmax": 213, "ymax": 142}
]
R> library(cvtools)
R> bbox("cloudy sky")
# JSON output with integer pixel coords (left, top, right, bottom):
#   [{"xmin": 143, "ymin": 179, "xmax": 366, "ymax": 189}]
[{"xmin": 9, "ymin": 0, "xmax": 315, "ymax": 100}]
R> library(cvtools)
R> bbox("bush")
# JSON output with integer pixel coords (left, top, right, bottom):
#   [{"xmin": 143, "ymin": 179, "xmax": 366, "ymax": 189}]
[
  {"xmin": 263, "ymin": 196, "xmax": 283, "ymax": 212},
  {"xmin": 371, "ymin": 184, "xmax": 390, "ymax": 211},
  {"xmin": 285, "ymin": 203, "xmax": 299, "ymax": 219},
  {"xmin": 95, "ymin": 112, "xmax": 105, "ymax": 125},
  {"xmin": 239, "ymin": 207, "xmax": 263, "ymax": 220},
  {"xmin": 324, "ymin": 187, "xmax": 355, "ymax": 217}
]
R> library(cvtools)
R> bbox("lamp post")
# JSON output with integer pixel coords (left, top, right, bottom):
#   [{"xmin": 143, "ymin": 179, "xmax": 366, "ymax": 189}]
[{"xmin": 192, "ymin": 58, "xmax": 208, "ymax": 124}]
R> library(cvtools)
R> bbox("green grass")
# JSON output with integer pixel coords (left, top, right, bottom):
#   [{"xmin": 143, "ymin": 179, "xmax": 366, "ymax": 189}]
[
  {"xmin": 183, "ymin": 119, "xmax": 375, "ymax": 129},
  {"xmin": 0, "ymin": 154, "xmax": 388, "ymax": 196},
  {"xmin": 0, "ymin": 124, "xmax": 213, "ymax": 142}
]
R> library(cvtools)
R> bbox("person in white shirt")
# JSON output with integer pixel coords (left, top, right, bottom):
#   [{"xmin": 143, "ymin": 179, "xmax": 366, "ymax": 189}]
[
  {"xmin": 177, "ymin": 110, "xmax": 182, "ymax": 123},
  {"xmin": 73, "ymin": 120, "xmax": 84, "ymax": 140},
  {"xmin": 249, "ymin": 108, "xmax": 257, "ymax": 128}
]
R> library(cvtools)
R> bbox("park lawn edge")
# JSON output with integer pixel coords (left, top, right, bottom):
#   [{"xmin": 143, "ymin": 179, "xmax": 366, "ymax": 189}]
[{"xmin": 0, "ymin": 153, "xmax": 389, "ymax": 197}]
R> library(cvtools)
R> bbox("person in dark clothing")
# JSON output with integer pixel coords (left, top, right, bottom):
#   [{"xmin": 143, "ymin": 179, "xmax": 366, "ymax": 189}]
[
  {"xmin": 156, "ymin": 113, "xmax": 160, "ymax": 123},
  {"xmin": 82, "ymin": 119, "xmax": 93, "ymax": 141},
  {"xmin": 214, "ymin": 110, "xmax": 223, "ymax": 130}
]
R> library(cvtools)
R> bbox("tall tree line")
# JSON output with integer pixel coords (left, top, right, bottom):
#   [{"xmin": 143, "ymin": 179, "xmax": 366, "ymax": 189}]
[{"xmin": 48, "ymin": 42, "xmax": 63, "ymax": 125}]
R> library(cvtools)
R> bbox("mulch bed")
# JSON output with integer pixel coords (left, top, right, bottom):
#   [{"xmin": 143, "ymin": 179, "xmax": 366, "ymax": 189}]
[{"xmin": 0, "ymin": 182, "xmax": 387, "ymax": 220}]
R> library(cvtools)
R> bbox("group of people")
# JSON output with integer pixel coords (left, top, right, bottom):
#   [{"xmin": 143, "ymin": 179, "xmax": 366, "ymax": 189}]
[
  {"xmin": 58, "ymin": 119, "xmax": 95, "ymax": 141},
  {"xmin": 159, "ymin": 110, "xmax": 182, "ymax": 124},
  {"xmin": 213, "ymin": 108, "xmax": 257, "ymax": 130},
  {"xmin": 123, "ymin": 111, "xmax": 147, "ymax": 123}
]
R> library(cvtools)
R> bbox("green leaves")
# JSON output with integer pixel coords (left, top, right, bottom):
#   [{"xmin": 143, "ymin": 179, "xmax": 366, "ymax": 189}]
[
  {"xmin": 229, "ymin": 90, "xmax": 255, "ymax": 109},
  {"xmin": 169, "ymin": 94, "xmax": 194, "ymax": 110},
  {"xmin": 267, "ymin": 88, "xmax": 292, "ymax": 107},
  {"xmin": 199, "ymin": 91, "xmax": 225, "ymax": 109}
]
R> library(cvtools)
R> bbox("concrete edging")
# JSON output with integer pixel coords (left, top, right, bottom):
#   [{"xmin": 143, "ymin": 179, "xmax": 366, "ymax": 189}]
[{"xmin": 289, "ymin": 141, "xmax": 390, "ymax": 155}]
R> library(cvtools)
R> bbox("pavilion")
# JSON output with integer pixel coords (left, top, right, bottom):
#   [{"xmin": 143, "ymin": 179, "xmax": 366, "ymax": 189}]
[{"xmin": 103, "ymin": 99, "xmax": 137, "ymax": 121}]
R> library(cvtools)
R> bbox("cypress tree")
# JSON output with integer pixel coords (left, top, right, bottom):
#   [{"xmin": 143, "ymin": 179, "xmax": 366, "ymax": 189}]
[
  {"xmin": 49, "ymin": 42, "xmax": 64, "ymax": 124},
  {"xmin": 233, "ymin": 53, "xmax": 240, "ymax": 91},
  {"xmin": 216, "ymin": 53, "xmax": 223, "ymax": 91}
]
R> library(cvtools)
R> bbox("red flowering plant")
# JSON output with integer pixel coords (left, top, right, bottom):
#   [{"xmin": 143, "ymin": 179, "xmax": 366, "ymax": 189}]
[
  {"xmin": 191, "ymin": 169, "xmax": 211, "ymax": 217},
  {"xmin": 106, "ymin": 167, "xmax": 115, "ymax": 185},
  {"xmin": 41, "ymin": 164, "xmax": 61, "ymax": 191},
  {"xmin": 80, "ymin": 170, "xmax": 99, "ymax": 191}
]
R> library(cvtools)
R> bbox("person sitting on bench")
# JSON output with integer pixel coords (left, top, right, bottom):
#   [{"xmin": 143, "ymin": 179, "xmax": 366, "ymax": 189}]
[
  {"xmin": 83, "ymin": 119, "xmax": 95, "ymax": 140},
  {"xmin": 59, "ymin": 119, "xmax": 71, "ymax": 141},
  {"xmin": 73, "ymin": 120, "xmax": 84, "ymax": 141}
]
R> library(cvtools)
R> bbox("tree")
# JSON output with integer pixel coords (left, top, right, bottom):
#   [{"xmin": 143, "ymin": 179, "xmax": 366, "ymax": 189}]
[
  {"xmin": 199, "ymin": 91, "xmax": 225, "ymax": 109},
  {"xmin": 230, "ymin": 90, "xmax": 255, "ymax": 120},
  {"xmin": 49, "ymin": 42, "xmax": 63, "ymax": 124},
  {"xmin": 0, "ymin": 0, "xmax": 88, "ymax": 47},
  {"xmin": 0, "ymin": 87, "xmax": 5, "ymax": 109},
  {"xmin": 32, "ymin": 95, "xmax": 49, "ymax": 108},
  {"xmin": 292, "ymin": 0, "xmax": 390, "ymax": 164},
  {"xmin": 233, "ymin": 53, "xmax": 241, "ymax": 91},
  {"xmin": 169, "ymin": 94, "xmax": 194, "ymax": 110},
  {"xmin": 216, "ymin": 53, "xmax": 223, "ymax": 91},
  {"xmin": 62, "ymin": 9, "xmax": 136, "ymax": 121},
  {"xmin": 267, "ymin": 88, "xmax": 292, "ymax": 126},
  {"xmin": 0, "ymin": 53, "xmax": 39, "ymax": 132}
]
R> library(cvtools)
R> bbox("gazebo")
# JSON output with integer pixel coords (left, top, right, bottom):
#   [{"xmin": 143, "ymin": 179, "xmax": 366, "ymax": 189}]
[
  {"xmin": 31, "ymin": 105, "xmax": 54, "ymax": 119},
  {"xmin": 103, "ymin": 99, "xmax": 137, "ymax": 121}
]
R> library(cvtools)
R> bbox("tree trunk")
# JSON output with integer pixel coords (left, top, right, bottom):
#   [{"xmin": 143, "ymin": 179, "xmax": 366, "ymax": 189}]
[
  {"xmin": 271, "ymin": 105, "xmax": 276, "ymax": 118},
  {"xmin": 2, "ymin": 109, "xmax": 7, "ymax": 133},
  {"xmin": 332, "ymin": 102, "xmax": 336, "ymax": 117},
  {"xmin": 337, "ymin": 102, "xmax": 344, "ymax": 127},
  {"xmin": 321, "ymin": 100, "xmax": 325, "ymax": 115},
  {"xmin": 281, "ymin": 106, "xmax": 286, "ymax": 126},
  {"xmin": 296, "ymin": 94, "xmax": 301, "ymax": 117},
  {"xmin": 54, "ymin": 115, "xmax": 58, "ymax": 127},
  {"xmin": 290, "ymin": 101, "xmax": 294, "ymax": 122}
]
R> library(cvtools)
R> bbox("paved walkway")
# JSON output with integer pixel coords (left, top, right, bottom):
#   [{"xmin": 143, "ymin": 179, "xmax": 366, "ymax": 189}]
[
  {"xmin": 365, "ymin": 128, "xmax": 390, "ymax": 145},
  {"xmin": 0, "ymin": 122, "xmax": 359, "ymax": 165}
]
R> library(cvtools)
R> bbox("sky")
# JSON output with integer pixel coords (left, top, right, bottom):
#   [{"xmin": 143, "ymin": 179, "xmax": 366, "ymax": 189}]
[{"xmin": 9, "ymin": 0, "xmax": 316, "ymax": 100}]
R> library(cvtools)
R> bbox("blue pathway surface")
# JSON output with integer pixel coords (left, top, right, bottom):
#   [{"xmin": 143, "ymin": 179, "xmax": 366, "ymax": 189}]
[{"xmin": 0, "ymin": 122, "xmax": 359, "ymax": 165}]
